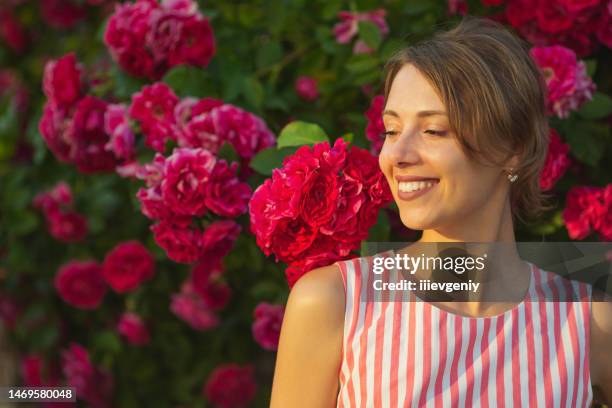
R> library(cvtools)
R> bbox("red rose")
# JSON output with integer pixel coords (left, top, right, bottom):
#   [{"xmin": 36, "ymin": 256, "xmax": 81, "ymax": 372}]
[
  {"xmin": 249, "ymin": 138, "xmax": 391, "ymax": 286},
  {"xmin": 204, "ymin": 160, "xmax": 252, "ymax": 217},
  {"xmin": 0, "ymin": 10, "xmax": 27, "ymax": 53},
  {"xmin": 70, "ymin": 96, "xmax": 118, "ymax": 173},
  {"xmin": 252, "ymin": 302, "xmax": 285, "ymax": 351},
  {"xmin": 43, "ymin": 53, "xmax": 82, "ymax": 110},
  {"xmin": 540, "ymin": 129, "xmax": 571, "ymax": 191},
  {"xmin": 563, "ymin": 185, "xmax": 611, "ymax": 240},
  {"xmin": 201, "ymin": 220, "xmax": 241, "ymax": 262},
  {"xmin": 54, "ymin": 261, "xmax": 106, "ymax": 309},
  {"xmin": 203, "ymin": 364, "xmax": 257, "ymax": 408},
  {"xmin": 117, "ymin": 312, "xmax": 150, "ymax": 345},
  {"xmin": 102, "ymin": 241, "xmax": 155, "ymax": 293},
  {"xmin": 41, "ymin": 0, "xmax": 87, "ymax": 29},
  {"xmin": 365, "ymin": 95, "xmax": 385, "ymax": 154},
  {"xmin": 151, "ymin": 219, "xmax": 202, "ymax": 263},
  {"xmin": 535, "ymin": 0, "xmax": 574, "ymax": 34}
]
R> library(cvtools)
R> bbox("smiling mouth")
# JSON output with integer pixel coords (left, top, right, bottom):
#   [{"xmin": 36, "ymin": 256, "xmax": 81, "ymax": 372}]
[
  {"xmin": 396, "ymin": 179, "xmax": 439, "ymax": 201},
  {"xmin": 398, "ymin": 179, "xmax": 439, "ymax": 193}
]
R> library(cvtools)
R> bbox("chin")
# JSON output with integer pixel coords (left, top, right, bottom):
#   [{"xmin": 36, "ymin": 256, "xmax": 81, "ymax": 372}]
[{"xmin": 398, "ymin": 209, "xmax": 436, "ymax": 232}]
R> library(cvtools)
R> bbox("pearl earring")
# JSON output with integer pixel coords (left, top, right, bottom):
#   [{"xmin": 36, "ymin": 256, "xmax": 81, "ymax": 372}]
[{"xmin": 507, "ymin": 168, "xmax": 518, "ymax": 183}]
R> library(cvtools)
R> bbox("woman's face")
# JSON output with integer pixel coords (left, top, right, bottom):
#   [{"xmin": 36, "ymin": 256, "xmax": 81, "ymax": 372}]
[{"xmin": 379, "ymin": 64, "xmax": 508, "ymax": 232}]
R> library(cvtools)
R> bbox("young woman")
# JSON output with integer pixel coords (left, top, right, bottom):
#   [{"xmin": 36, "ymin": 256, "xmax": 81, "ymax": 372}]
[{"xmin": 270, "ymin": 16, "xmax": 612, "ymax": 407}]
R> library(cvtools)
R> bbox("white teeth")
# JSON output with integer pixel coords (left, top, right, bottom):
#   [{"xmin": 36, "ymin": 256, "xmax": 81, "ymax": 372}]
[{"xmin": 398, "ymin": 180, "xmax": 437, "ymax": 193}]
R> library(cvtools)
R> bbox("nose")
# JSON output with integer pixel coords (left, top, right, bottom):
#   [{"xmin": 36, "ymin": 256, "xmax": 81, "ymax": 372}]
[{"xmin": 386, "ymin": 129, "xmax": 421, "ymax": 168}]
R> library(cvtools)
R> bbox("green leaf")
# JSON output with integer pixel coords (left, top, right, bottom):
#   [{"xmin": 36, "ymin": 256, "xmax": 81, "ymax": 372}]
[
  {"xmin": 345, "ymin": 54, "xmax": 380, "ymax": 74},
  {"xmin": 93, "ymin": 330, "xmax": 122, "ymax": 354},
  {"xmin": 563, "ymin": 122, "xmax": 608, "ymax": 167},
  {"xmin": 276, "ymin": 121, "xmax": 329, "ymax": 148},
  {"xmin": 358, "ymin": 21, "xmax": 382, "ymax": 50},
  {"xmin": 241, "ymin": 76, "xmax": 265, "ymax": 109},
  {"xmin": 585, "ymin": 59, "xmax": 597, "ymax": 77},
  {"xmin": 250, "ymin": 146, "xmax": 299, "ymax": 175},
  {"xmin": 112, "ymin": 67, "xmax": 147, "ymax": 99},
  {"xmin": 217, "ymin": 141, "xmax": 239, "ymax": 164},
  {"xmin": 256, "ymin": 41, "xmax": 283, "ymax": 69},
  {"xmin": 577, "ymin": 92, "xmax": 612, "ymax": 119},
  {"xmin": 163, "ymin": 65, "xmax": 215, "ymax": 98},
  {"xmin": 367, "ymin": 209, "xmax": 390, "ymax": 242},
  {"xmin": 341, "ymin": 133, "xmax": 354, "ymax": 143}
]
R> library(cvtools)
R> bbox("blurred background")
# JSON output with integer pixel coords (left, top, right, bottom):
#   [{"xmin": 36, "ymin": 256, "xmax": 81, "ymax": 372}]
[{"xmin": 0, "ymin": 0, "xmax": 610, "ymax": 407}]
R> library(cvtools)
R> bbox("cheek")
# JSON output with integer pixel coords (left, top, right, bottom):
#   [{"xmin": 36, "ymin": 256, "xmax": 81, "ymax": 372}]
[{"xmin": 378, "ymin": 148, "xmax": 393, "ymax": 181}]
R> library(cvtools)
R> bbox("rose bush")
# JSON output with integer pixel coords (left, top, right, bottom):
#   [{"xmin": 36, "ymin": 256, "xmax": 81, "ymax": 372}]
[{"xmin": 0, "ymin": 0, "xmax": 610, "ymax": 406}]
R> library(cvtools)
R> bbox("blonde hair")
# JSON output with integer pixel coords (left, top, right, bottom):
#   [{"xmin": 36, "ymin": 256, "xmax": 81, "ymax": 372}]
[{"xmin": 383, "ymin": 16, "xmax": 550, "ymax": 223}]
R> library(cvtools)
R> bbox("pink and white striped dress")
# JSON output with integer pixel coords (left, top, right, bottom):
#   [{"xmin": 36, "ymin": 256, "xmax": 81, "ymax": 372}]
[{"xmin": 334, "ymin": 249, "xmax": 593, "ymax": 408}]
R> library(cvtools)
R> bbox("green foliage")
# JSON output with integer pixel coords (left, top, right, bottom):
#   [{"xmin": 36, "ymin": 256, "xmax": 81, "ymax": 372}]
[{"xmin": 276, "ymin": 120, "xmax": 329, "ymax": 148}]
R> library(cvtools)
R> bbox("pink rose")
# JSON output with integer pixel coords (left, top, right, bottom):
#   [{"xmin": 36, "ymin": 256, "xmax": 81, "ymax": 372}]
[
  {"xmin": 170, "ymin": 280, "xmax": 219, "ymax": 330},
  {"xmin": 168, "ymin": 12, "xmax": 215, "ymax": 68},
  {"xmin": 102, "ymin": 241, "xmax": 155, "ymax": 293},
  {"xmin": 47, "ymin": 210, "xmax": 88, "ymax": 242},
  {"xmin": 39, "ymin": 102, "xmax": 73, "ymax": 163},
  {"xmin": 62, "ymin": 343, "xmax": 114, "ymax": 408},
  {"xmin": 295, "ymin": 76, "xmax": 319, "ymax": 101},
  {"xmin": 117, "ymin": 313, "xmax": 150, "ymax": 345},
  {"xmin": 333, "ymin": 9, "xmax": 389, "ymax": 45},
  {"xmin": 129, "ymin": 82, "xmax": 179, "ymax": 152},
  {"xmin": 540, "ymin": 129, "xmax": 571, "ymax": 191},
  {"xmin": 104, "ymin": 0, "xmax": 159, "ymax": 79},
  {"xmin": 252, "ymin": 302, "xmax": 285, "ymax": 351},
  {"xmin": 161, "ymin": 147, "xmax": 216, "ymax": 216},
  {"xmin": 204, "ymin": 160, "xmax": 252, "ymax": 217},
  {"xmin": 199, "ymin": 104, "xmax": 276, "ymax": 161},
  {"xmin": 54, "ymin": 260, "xmax": 106, "ymax": 309},
  {"xmin": 104, "ymin": 104, "xmax": 135, "ymax": 162},
  {"xmin": 191, "ymin": 260, "xmax": 231, "ymax": 310},
  {"xmin": 530, "ymin": 45, "xmax": 596, "ymax": 118},
  {"xmin": 33, "ymin": 181, "xmax": 73, "ymax": 216},
  {"xmin": 43, "ymin": 53, "xmax": 82, "ymax": 110},
  {"xmin": 203, "ymin": 364, "xmax": 257, "ymax": 408}
]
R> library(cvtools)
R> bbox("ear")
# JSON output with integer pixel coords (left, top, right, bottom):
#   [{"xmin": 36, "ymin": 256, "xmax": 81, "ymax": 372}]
[{"xmin": 503, "ymin": 153, "xmax": 521, "ymax": 173}]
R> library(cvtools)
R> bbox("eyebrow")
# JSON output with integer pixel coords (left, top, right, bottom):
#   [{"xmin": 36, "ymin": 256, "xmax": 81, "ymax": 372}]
[{"xmin": 383, "ymin": 109, "xmax": 447, "ymax": 118}]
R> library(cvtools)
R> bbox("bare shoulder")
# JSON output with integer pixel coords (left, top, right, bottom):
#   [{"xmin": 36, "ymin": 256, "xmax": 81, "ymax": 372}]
[
  {"xmin": 270, "ymin": 262, "xmax": 346, "ymax": 407},
  {"xmin": 590, "ymin": 288, "xmax": 612, "ymax": 401},
  {"xmin": 288, "ymin": 262, "xmax": 345, "ymax": 314}
]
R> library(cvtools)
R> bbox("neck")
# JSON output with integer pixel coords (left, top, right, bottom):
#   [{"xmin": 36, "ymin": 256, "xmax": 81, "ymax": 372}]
[{"xmin": 402, "ymin": 195, "xmax": 531, "ymax": 317}]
